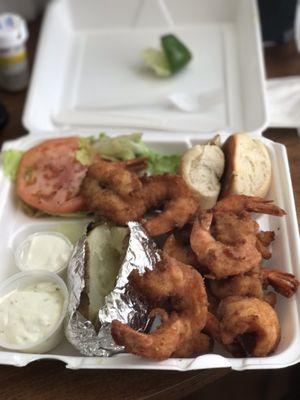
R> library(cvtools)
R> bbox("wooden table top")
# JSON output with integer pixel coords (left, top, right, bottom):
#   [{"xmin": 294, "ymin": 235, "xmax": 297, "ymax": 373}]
[{"xmin": 0, "ymin": 18, "xmax": 299, "ymax": 400}]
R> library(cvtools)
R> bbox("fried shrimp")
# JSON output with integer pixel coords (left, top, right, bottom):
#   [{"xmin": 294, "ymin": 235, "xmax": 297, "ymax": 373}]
[
  {"xmin": 190, "ymin": 196, "xmax": 286, "ymax": 279},
  {"xmin": 81, "ymin": 159, "xmax": 146, "ymax": 224},
  {"xmin": 261, "ymin": 268, "xmax": 299, "ymax": 298},
  {"xmin": 111, "ymin": 255, "xmax": 208, "ymax": 360},
  {"xmin": 115, "ymin": 157, "xmax": 148, "ymax": 173},
  {"xmin": 214, "ymin": 195, "xmax": 286, "ymax": 216},
  {"xmin": 163, "ymin": 231, "xmax": 198, "ymax": 268},
  {"xmin": 82, "ymin": 165, "xmax": 198, "ymax": 232},
  {"xmin": 190, "ymin": 211, "xmax": 261, "ymax": 279},
  {"xmin": 140, "ymin": 174, "xmax": 199, "ymax": 237},
  {"xmin": 218, "ymin": 296, "xmax": 280, "ymax": 357},
  {"xmin": 111, "ymin": 313, "xmax": 184, "ymax": 361},
  {"xmin": 172, "ymin": 332, "xmax": 212, "ymax": 358},
  {"xmin": 209, "ymin": 272, "xmax": 264, "ymax": 300}
]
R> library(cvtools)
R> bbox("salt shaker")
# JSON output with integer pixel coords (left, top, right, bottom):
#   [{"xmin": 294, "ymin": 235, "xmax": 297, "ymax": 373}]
[{"xmin": 0, "ymin": 13, "xmax": 29, "ymax": 91}]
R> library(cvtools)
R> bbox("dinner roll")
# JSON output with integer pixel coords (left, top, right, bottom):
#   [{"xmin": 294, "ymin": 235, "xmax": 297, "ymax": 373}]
[
  {"xmin": 180, "ymin": 138, "xmax": 225, "ymax": 209},
  {"xmin": 221, "ymin": 133, "xmax": 272, "ymax": 198}
]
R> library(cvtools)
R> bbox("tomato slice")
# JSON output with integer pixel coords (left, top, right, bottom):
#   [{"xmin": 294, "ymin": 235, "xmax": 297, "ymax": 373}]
[{"xmin": 16, "ymin": 137, "xmax": 88, "ymax": 214}]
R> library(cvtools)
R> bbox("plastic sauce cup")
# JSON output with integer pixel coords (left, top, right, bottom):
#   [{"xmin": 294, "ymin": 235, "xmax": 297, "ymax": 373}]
[
  {"xmin": 15, "ymin": 231, "xmax": 73, "ymax": 277},
  {"xmin": 0, "ymin": 271, "xmax": 68, "ymax": 353}
]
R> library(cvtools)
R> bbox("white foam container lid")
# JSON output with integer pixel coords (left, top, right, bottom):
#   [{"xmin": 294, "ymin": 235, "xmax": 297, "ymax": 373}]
[
  {"xmin": 0, "ymin": 0, "xmax": 299, "ymax": 370},
  {"xmin": 23, "ymin": 0, "xmax": 267, "ymax": 134}
]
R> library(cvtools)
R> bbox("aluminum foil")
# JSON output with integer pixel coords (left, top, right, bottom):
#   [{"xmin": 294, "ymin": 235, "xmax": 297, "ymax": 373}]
[{"xmin": 65, "ymin": 221, "xmax": 161, "ymax": 356}]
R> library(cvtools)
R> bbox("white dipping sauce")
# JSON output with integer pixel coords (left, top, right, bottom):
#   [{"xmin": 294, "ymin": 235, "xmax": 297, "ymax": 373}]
[
  {"xmin": 0, "ymin": 281, "xmax": 64, "ymax": 346},
  {"xmin": 16, "ymin": 233, "xmax": 72, "ymax": 273}
]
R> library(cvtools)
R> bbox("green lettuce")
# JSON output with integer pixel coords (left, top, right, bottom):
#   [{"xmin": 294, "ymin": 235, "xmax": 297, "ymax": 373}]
[
  {"xmin": 3, "ymin": 135, "xmax": 180, "ymax": 183},
  {"xmin": 75, "ymin": 137, "xmax": 94, "ymax": 165},
  {"xmin": 2, "ymin": 150, "xmax": 24, "ymax": 181},
  {"xmin": 92, "ymin": 133, "xmax": 180, "ymax": 174},
  {"xmin": 92, "ymin": 133, "xmax": 141, "ymax": 160}
]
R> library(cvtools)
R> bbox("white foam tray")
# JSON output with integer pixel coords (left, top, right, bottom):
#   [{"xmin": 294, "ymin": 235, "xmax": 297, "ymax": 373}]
[
  {"xmin": 23, "ymin": 0, "xmax": 267, "ymax": 134},
  {"xmin": 1, "ymin": 0, "xmax": 297, "ymax": 371},
  {"xmin": 0, "ymin": 130, "xmax": 299, "ymax": 370}
]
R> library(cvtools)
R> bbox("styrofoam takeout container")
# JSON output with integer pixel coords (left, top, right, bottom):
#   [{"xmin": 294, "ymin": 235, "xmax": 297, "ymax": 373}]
[
  {"xmin": 0, "ymin": 271, "xmax": 68, "ymax": 354},
  {"xmin": 0, "ymin": 0, "xmax": 299, "ymax": 370}
]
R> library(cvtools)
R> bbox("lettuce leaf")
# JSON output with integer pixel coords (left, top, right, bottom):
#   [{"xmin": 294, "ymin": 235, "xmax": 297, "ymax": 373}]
[
  {"xmin": 92, "ymin": 133, "xmax": 141, "ymax": 161},
  {"xmin": 92, "ymin": 133, "xmax": 180, "ymax": 174},
  {"xmin": 2, "ymin": 150, "xmax": 24, "ymax": 181},
  {"xmin": 75, "ymin": 137, "xmax": 94, "ymax": 165}
]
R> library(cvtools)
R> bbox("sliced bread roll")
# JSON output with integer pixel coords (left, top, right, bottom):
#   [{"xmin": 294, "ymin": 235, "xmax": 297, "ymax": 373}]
[
  {"xmin": 180, "ymin": 138, "xmax": 225, "ymax": 209},
  {"xmin": 221, "ymin": 133, "xmax": 272, "ymax": 198}
]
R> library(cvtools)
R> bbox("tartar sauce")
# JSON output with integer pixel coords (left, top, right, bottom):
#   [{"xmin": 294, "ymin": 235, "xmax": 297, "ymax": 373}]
[
  {"xmin": 0, "ymin": 281, "xmax": 64, "ymax": 346},
  {"xmin": 16, "ymin": 232, "xmax": 72, "ymax": 273}
]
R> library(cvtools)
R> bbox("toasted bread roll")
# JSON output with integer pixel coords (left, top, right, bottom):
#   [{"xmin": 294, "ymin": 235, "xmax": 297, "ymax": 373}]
[
  {"xmin": 221, "ymin": 134, "xmax": 271, "ymax": 198},
  {"xmin": 180, "ymin": 138, "xmax": 225, "ymax": 209}
]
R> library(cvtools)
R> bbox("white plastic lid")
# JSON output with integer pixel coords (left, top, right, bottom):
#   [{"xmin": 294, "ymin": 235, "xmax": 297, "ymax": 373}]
[
  {"xmin": 23, "ymin": 0, "xmax": 267, "ymax": 135},
  {"xmin": 0, "ymin": 13, "xmax": 28, "ymax": 50}
]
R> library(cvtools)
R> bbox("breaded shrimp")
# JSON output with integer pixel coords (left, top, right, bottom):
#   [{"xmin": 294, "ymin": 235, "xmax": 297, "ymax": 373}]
[
  {"xmin": 111, "ymin": 312, "xmax": 184, "ymax": 361},
  {"xmin": 261, "ymin": 268, "xmax": 299, "ymax": 298},
  {"xmin": 218, "ymin": 296, "xmax": 280, "ymax": 357},
  {"xmin": 191, "ymin": 196, "xmax": 286, "ymax": 279},
  {"xmin": 190, "ymin": 211, "xmax": 261, "ymax": 279},
  {"xmin": 81, "ymin": 159, "xmax": 146, "ymax": 224},
  {"xmin": 111, "ymin": 255, "xmax": 208, "ymax": 360},
  {"xmin": 140, "ymin": 174, "xmax": 199, "ymax": 236},
  {"xmin": 209, "ymin": 272, "xmax": 264, "ymax": 300},
  {"xmin": 214, "ymin": 195, "xmax": 286, "ymax": 216},
  {"xmin": 163, "ymin": 232, "xmax": 198, "ymax": 268},
  {"xmin": 172, "ymin": 332, "xmax": 212, "ymax": 358}
]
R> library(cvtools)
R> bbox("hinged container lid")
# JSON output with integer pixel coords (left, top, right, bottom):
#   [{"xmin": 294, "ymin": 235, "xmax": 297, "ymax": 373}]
[{"xmin": 23, "ymin": 0, "xmax": 267, "ymax": 134}]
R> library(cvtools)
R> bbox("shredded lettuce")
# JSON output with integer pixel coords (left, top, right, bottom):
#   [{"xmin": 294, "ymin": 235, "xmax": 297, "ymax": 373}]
[
  {"xmin": 2, "ymin": 150, "xmax": 24, "ymax": 181},
  {"xmin": 92, "ymin": 133, "xmax": 180, "ymax": 174}
]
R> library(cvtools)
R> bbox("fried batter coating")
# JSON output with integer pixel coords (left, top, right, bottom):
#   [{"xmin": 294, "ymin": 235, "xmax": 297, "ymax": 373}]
[
  {"xmin": 218, "ymin": 296, "xmax": 280, "ymax": 357},
  {"xmin": 172, "ymin": 332, "xmax": 212, "ymax": 358},
  {"xmin": 212, "ymin": 208, "xmax": 275, "ymax": 260},
  {"xmin": 111, "ymin": 255, "xmax": 208, "ymax": 360},
  {"xmin": 81, "ymin": 159, "xmax": 146, "ymax": 224},
  {"xmin": 211, "ymin": 211, "xmax": 259, "ymax": 246},
  {"xmin": 163, "ymin": 232, "xmax": 198, "ymax": 268},
  {"xmin": 190, "ymin": 211, "xmax": 261, "ymax": 279},
  {"xmin": 140, "ymin": 174, "xmax": 199, "ymax": 237},
  {"xmin": 191, "ymin": 196, "xmax": 286, "ymax": 279},
  {"xmin": 209, "ymin": 266, "xmax": 298, "ymax": 302},
  {"xmin": 82, "ymin": 165, "xmax": 198, "ymax": 233},
  {"xmin": 111, "ymin": 313, "xmax": 184, "ymax": 361},
  {"xmin": 209, "ymin": 272, "xmax": 264, "ymax": 299},
  {"xmin": 115, "ymin": 157, "xmax": 148, "ymax": 173}
]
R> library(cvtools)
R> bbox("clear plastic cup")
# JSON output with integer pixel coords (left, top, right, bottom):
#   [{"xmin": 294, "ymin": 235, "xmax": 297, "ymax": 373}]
[
  {"xmin": 15, "ymin": 231, "xmax": 73, "ymax": 277},
  {"xmin": 0, "ymin": 271, "xmax": 68, "ymax": 353}
]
